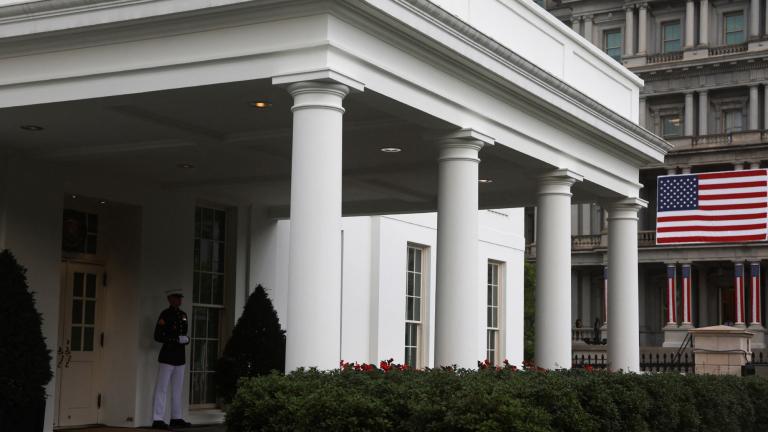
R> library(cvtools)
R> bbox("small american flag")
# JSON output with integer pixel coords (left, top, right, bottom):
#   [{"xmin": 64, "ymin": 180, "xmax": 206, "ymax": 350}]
[{"xmin": 656, "ymin": 169, "xmax": 768, "ymax": 244}]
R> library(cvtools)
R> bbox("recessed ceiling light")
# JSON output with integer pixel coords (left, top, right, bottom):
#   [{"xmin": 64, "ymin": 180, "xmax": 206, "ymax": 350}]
[
  {"xmin": 177, "ymin": 163, "xmax": 195, "ymax": 169},
  {"xmin": 380, "ymin": 147, "xmax": 402, "ymax": 153},
  {"xmin": 70, "ymin": 194, "xmax": 78, "ymax": 199},
  {"xmin": 98, "ymin": 200, "xmax": 107, "ymax": 205},
  {"xmin": 250, "ymin": 100, "xmax": 272, "ymax": 109},
  {"xmin": 479, "ymin": 179, "xmax": 494, "ymax": 184},
  {"xmin": 20, "ymin": 125, "xmax": 44, "ymax": 131}
]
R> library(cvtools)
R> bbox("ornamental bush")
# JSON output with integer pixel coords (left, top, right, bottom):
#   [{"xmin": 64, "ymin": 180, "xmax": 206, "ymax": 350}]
[
  {"xmin": 216, "ymin": 284, "xmax": 286, "ymax": 402},
  {"xmin": 0, "ymin": 250, "xmax": 52, "ymax": 432},
  {"xmin": 227, "ymin": 366, "xmax": 768, "ymax": 432}
]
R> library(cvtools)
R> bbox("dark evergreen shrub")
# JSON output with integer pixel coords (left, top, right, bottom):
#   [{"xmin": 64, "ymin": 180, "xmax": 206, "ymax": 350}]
[
  {"xmin": 0, "ymin": 250, "xmax": 52, "ymax": 432},
  {"xmin": 216, "ymin": 284, "xmax": 286, "ymax": 402},
  {"xmin": 227, "ymin": 368, "xmax": 768, "ymax": 432}
]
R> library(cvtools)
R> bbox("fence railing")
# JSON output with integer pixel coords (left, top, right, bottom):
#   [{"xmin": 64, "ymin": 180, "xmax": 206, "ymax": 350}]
[
  {"xmin": 647, "ymin": 51, "xmax": 683, "ymax": 64},
  {"xmin": 573, "ymin": 349, "xmax": 695, "ymax": 373},
  {"xmin": 709, "ymin": 43, "xmax": 748, "ymax": 56}
]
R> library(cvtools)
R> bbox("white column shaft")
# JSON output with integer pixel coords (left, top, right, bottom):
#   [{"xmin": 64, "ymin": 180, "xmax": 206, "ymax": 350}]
[
  {"xmin": 666, "ymin": 264, "xmax": 677, "ymax": 324},
  {"xmin": 685, "ymin": 92, "xmax": 695, "ymax": 136},
  {"xmin": 700, "ymin": 0, "xmax": 710, "ymax": 46},
  {"xmin": 685, "ymin": 0, "xmax": 695, "ymax": 48},
  {"xmin": 535, "ymin": 170, "xmax": 581, "ymax": 370},
  {"xmin": 682, "ymin": 264, "xmax": 693, "ymax": 325},
  {"xmin": 607, "ymin": 199, "xmax": 645, "ymax": 372},
  {"xmin": 750, "ymin": 85, "xmax": 760, "ymax": 130},
  {"xmin": 751, "ymin": 0, "xmax": 760, "ymax": 38},
  {"xmin": 435, "ymin": 137, "xmax": 485, "ymax": 368},
  {"xmin": 638, "ymin": 5, "xmax": 648, "ymax": 54},
  {"xmin": 285, "ymin": 81, "xmax": 348, "ymax": 371},
  {"xmin": 624, "ymin": 7, "xmax": 635, "ymax": 57},
  {"xmin": 699, "ymin": 91, "xmax": 709, "ymax": 135}
]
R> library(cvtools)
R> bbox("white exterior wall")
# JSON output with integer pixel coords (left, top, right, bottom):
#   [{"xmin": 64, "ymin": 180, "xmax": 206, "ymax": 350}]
[{"xmin": 253, "ymin": 209, "xmax": 525, "ymax": 368}]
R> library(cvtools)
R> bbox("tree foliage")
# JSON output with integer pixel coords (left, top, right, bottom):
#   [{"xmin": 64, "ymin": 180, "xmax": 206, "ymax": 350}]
[
  {"xmin": 0, "ymin": 250, "xmax": 52, "ymax": 431},
  {"xmin": 216, "ymin": 284, "xmax": 286, "ymax": 402}
]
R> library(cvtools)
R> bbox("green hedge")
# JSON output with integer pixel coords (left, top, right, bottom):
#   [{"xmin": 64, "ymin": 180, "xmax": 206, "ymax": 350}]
[{"xmin": 226, "ymin": 367, "xmax": 768, "ymax": 432}]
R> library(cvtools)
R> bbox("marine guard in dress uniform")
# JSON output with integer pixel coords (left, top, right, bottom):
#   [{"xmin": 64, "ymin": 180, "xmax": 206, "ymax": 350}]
[{"xmin": 151, "ymin": 289, "xmax": 192, "ymax": 430}]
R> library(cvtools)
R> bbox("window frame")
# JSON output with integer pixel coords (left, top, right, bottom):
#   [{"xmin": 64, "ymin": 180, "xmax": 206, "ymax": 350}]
[
  {"xmin": 190, "ymin": 205, "xmax": 230, "ymax": 408},
  {"xmin": 722, "ymin": 108, "xmax": 744, "ymax": 134},
  {"xmin": 486, "ymin": 261, "xmax": 504, "ymax": 365},
  {"xmin": 404, "ymin": 244, "xmax": 428, "ymax": 369},
  {"xmin": 661, "ymin": 20, "xmax": 682, "ymax": 53},
  {"xmin": 660, "ymin": 114, "xmax": 683, "ymax": 138},
  {"xmin": 603, "ymin": 28, "xmax": 622, "ymax": 62},
  {"xmin": 724, "ymin": 12, "xmax": 745, "ymax": 45}
]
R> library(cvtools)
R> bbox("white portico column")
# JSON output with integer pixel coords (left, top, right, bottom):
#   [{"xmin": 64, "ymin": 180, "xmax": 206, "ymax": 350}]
[
  {"xmin": 284, "ymin": 81, "xmax": 349, "ymax": 371},
  {"xmin": 685, "ymin": 0, "xmax": 695, "ymax": 49},
  {"xmin": 434, "ymin": 129, "xmax": 493, "ymax": 368},
  {"xmin": 607, "ymin": 198, "xmax": 647, "ymax": 372},
  {"xmin": 535, "ymin": 169, "xmax": 583, "ymax": 370}
]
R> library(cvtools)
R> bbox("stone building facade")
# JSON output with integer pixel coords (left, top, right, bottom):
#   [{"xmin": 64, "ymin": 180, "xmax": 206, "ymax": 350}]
[{"xmin": 533, "ymin": 0, "xmax": 768, "ymax": 352}]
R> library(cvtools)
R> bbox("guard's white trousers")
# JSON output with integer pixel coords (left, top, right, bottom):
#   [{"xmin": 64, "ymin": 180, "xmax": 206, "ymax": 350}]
[{"xmin": 152, "ymin": 363, "xmax": 184, "ymax": 421}]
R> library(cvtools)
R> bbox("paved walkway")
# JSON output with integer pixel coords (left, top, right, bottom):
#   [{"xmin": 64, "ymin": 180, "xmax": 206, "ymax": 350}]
[{"xmin": 66, "ymin": 425, "xmax": 225, "ymax": 432}]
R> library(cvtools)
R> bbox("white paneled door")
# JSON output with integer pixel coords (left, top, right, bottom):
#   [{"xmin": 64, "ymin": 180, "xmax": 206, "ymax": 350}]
[{"xmin": 55, "ymin": 263, "xmax": 104, "ymax": 427}]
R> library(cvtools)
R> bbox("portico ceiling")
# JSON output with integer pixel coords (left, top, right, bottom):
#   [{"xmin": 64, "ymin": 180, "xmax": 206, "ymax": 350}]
[{"xmin": 0, "ymin": 78, "xmax": 588, "ymax": 214}]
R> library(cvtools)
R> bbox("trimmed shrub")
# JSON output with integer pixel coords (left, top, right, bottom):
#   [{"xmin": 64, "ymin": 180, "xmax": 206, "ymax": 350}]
[
  {"xmin": 227, "ymin": 367, "xmax": 768, "ymax": 432},
  {"xmin": 0, "ymin": 250, "xmax": 52, "ymax": 432},
  {"xmin": 216, "ymin": 284, "xmax": 286, "ymax": 402}
]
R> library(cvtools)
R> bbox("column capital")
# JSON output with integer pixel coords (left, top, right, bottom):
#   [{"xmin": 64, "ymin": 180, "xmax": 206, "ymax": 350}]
[
  {"xmin": 284, "ymin": 81, "xmax": 350, "ymax": 114},
  {"xmin": 622, "ymin": 4, "xmax": 636, "ymax": 11},
  {"xmin": 537, "ymin": 169, "xmax": 583, "ymax": 195},
  {"xmin": 273, "ymin": 69, "xmax": 364, "ymax": 92},
  {"xmin": 606, "ymin": 197, "xmax": 647, "ymax": 220},
  {"xmin": 433, "ymin": 128, "xmax": 494, "ymax": 162}
]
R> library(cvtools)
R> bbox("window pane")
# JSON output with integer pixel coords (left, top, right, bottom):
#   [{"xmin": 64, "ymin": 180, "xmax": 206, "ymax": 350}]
[
  {"xmin": 193, "ymin": 240, "xmax": 200, "ymax": 270},
  {"xmin": 84, "ymin": 300, "xmax": 95, "ymax": 325},
  {"xmin": 215, "ymin": 241, "xmax": 226, "ymax": 273},
  {"xmin": 207, "ymin": 308, "xmax": 219, "ymax": 338},
  {"xmin": 86, "ymin": 273, "xmax": 96, "ymax": 298},
  {"xmin": 214, "ymin": 210, "xmax": 226, "ymax": 241},
  {"xmin": 73, "ymin": 272, "xmax": 84, "ymax": 297},
  {"xmin": 195, "ymin": 207, "xmax": 202, "ymax": 238},
  {"xmin": 83, "ymin": 327, "xmax": 94, "ymax": 351},
  {"xmin": 212, "ymin": 275, "xmax": 224, "ymax": 305},
  {"xmin": 206, "ymin": 340, "xmax": 219, "ymax": 370},
  {"xmin": 200, "ymin": 240, "xmax": 213, "ymax": 272},
  {"xmin": 86, "ymin": 235, "xmax": 97, "ymax": 254},
  {"xmin": 72, "ymin": 299, "xmax": 83, "ymax": 324},
  {"xmin": 200, "ymin": 273, "xmax": 212, "ymax": 304},
  {"xmin": 413, "ymin": 274, "xmax": 421, "ymax": 298},
  {"xmin": 192, "ymin": 340, "xmax": 205, "ymax": 370},
  {"xmin": 662, "ymin": 116, "xmax": 682, "ymax": 137},
  {"xmin": 413, "ymin": 297, "xmax": 421, "ymax": 322},
  {"xmin": 407, "ymin": 272, "xmax": 415, "ymax": 296},
  {"xmin": 201, "ymin": 208, "xmax": 214, "ymax": 239},
  {"xmin": 406, "ymin": 297, "xmax": 415, "ymax": 320},
  {"xmin": 193, "ymin": 272, "xmax": 200, "ymax": 303},
  {"xmin": 414, "ymin": 249, "xmax": 422, "ymax": 273},
  {"xmin": 71, "ymin": 326, "xmax": 82, "ymax": 352},
  {"xmin": 407, "ymin": 248, "xmax": 414, "ymax": 272}
]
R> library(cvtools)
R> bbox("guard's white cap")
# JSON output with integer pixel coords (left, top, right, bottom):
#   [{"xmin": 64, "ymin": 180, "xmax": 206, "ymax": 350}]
[{"xmin": 165, "ymin": 289, "xmax": 184, "ymax": 297}]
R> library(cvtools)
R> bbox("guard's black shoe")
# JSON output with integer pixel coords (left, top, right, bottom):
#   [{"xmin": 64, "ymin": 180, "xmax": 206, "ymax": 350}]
[
  {"xmin": 170, "ymin": 418, "xmax": 192, "ymax": 428},
  {"xmin": 151, "ymin": 420, "xmax": 169, "ymax": 430}
]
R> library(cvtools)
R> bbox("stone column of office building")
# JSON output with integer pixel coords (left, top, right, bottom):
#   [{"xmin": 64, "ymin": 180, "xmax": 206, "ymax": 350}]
[
  {"xmin": 681, "ymin": 263, "xmax": 694, "ymax": 327},
  {"xmin": 750, "ymin": 0, "xmax": 761, "ymax": 39},
  {"xmin": 583, "ymin": 15, "xmax": 594, "ymax": 43},
  {"xmin": 284, "ymin": 81, "xmax": 349, "ymax": 371},
  {"xmin": 749, "ymin": 84, "xmax": 760, "ymax": 130},
  {"xmin": 764, "ymin": 84, "xmax": 768, "ymax": 130},
  {"xmin": 637, "ymin": 3, "xmax": 648, "ymax": 55},
  {"xmin": 535, "ymin": 169, "xmax": 583, "ymax": 370},
  {"xmin": 749, "ymin": 262, "xmax": 765, "ymax": 347},
  {"xmin": 699, "ymin": 90, "xmax": 709, "ymax": 135},
  {"xmin": 624, "ymin": 5, "xmax": 634, "ymax": 57},
  {"xmin": 639, "ymin": 97, "xmax": 647, "ymax": 128},
  {"xmin": 684, "ymin": 92, "xmax": 695, "ymax": 136},
  {"xmin": 700, "ymin": 0, "xmax": 710, "ymax": 46},
  {"xmin": 735, "ymin": 262, "xmax": 747, "ymax": 328},
  {"xmin": 607, "ymin": 198, "xmax": 646, "ymax": 372},
  {"xmin": 571, "ymin": 15, "xmax": 581, "ymax": 35},
  {"xmin": 662, "ymin": 263, "xmax": 688, "ymax": 347},
  {"xmin": 685, "ymin": 0, "xmax": 695, "ymax": 49},
  {"xmin": 434, "ymin": 129, "xmax": 493, "ymax": 369}
]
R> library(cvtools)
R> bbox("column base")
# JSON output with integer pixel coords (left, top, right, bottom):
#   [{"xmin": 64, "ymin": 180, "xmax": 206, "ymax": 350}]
[
  {"xmin": 662, "ymin": 324, "xmax": 690, "ymax": 348},
  {"xmin": 600, "ymin": 324, "xmax": 608, "ymax": 344},
  {"xmin": 734, "ymin": 322, "xmax": 747, "ymax": 329},
  {"xmin": 683, "ymin": 47, "xmax": 708, "ymax": 61},
  {"xmin": 748, "ymin": 40, "xmax": 768, "ymax": 52},
  {"xmin": 748, "ymin": 324, "xmax": 765, "ymax": 348}
]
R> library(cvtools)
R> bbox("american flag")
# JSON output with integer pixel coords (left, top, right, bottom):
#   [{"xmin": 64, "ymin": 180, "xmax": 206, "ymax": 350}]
[{"xmin": 656, "ymin": 169, "xmax": 768, "ymax": 244}]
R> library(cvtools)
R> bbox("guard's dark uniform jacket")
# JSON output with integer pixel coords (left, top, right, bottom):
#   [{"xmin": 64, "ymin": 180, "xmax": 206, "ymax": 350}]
[{"xmin": 154, "ymin": 307, "xmax": 189, "ymax": 366}]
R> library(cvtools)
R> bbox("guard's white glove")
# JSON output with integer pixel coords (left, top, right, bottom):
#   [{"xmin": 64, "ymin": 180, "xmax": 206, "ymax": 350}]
[{"xmin": 178, "ymin": 335, "xmax": 190, "ymax": 344}]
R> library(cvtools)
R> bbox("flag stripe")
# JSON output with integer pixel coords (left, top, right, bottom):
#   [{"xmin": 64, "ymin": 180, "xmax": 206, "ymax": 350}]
[
  {"xmin": 699, "ymin": 181, "xmax": 767, "ymax": 190},
  {"xmin": 657, "ymin": 224, "xmax": 767, "ymax": 232},
  {"xmin": 657, "ymin": 234, "xmax": 766, "ymax": 243},
  {"xmin": 697, "ymin": 170, "xmax": 766, "ymax": 179},
  {"xmin": 699, "ymin": 192, "xmax": 768, "ymax": 200},
  {"xmin": 699, "ymin": 202, "xmax": 767, "ymax": 211},
  {"xmin": 658, "ymin": 218, "xmax": 766, "ymax": 227}
]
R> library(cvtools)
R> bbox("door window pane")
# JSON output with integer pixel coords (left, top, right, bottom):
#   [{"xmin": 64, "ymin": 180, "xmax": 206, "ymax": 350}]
[{"xmin": 83, "ymin": 327, "xmax": 94, "ymax": 351}]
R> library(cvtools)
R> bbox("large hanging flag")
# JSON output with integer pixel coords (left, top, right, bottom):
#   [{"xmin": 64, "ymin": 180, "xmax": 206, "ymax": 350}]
[{"xmin": 656, "ymin": 169, "xmax": 768, "ymax": 244}]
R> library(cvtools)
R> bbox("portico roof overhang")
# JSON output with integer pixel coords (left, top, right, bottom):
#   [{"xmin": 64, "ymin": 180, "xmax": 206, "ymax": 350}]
[{"xmin": 0, "ymin": 0, "xmax": 671, "ymax": 214}]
